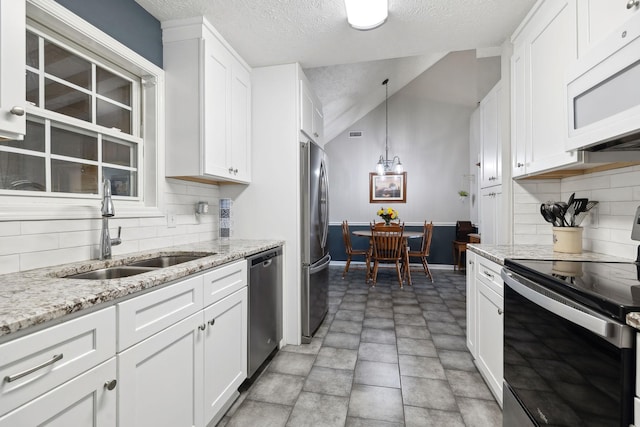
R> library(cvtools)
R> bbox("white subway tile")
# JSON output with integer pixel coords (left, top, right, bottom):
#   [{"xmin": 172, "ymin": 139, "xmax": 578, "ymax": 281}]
[
  {"xmin": 59, "ymin": 230, "xmax": 96, "ymax": 248},
  {"xmin": 591, "ymin": 187, "xmax": 633, "ymax": 202},
  {"xmin": 610, "ymin": 201, "xmax": 639, "ymax": 216},
  {"xmin": 0, "ymin": 255, "xmax": 19, "ymax": 274},
  {"xmin": 610, "ymin": 170, "xmax": 640, "ymax": 188},
  {"xmin": 20, "ymin": 247, "xmax": 92, "ymax": 271},
  {"xmin": 0, "ymin": 234, "xmax": 59, "ymax": 256},
  {"xmin": 21, "ymin": 219, "xmax": 98, "ymax": 235},
  {"xmin": 0, "ymin": 222, "xmax": 19, "ymax": 237}
]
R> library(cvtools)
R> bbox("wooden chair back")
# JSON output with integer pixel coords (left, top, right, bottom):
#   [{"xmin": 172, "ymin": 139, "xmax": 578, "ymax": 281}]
[
  {"xmin": 419, "ymin": 221, "xmax": 434, "ymax": 256},
  {"xmin": 370, "ymin": 222, "xmax": 405, "ymax": 261},
  {"xmin": 342, "ymin": 220, "xmax": 354, "ymax": 253}
]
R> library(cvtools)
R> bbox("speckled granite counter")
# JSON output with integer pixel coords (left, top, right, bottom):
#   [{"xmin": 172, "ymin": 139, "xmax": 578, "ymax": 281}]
[
  {"xmin": 467, "ymin": 244, "xmax": 633, "ymax": 265},
  {"xmin": 0, "ymin": 239, "xmax": 283, "ymax": 341}
]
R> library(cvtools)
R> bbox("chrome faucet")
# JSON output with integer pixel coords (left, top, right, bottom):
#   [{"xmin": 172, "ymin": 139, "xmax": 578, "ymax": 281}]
[{"xmin": 100, "ymin": 179, "xmax": 122, "ymax": 260}]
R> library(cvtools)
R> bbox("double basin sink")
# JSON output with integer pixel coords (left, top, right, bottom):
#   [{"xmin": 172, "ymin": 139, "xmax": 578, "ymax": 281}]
[{"xmin": 64, "ymin": 253, "xmax": 216, "ymax": 280}]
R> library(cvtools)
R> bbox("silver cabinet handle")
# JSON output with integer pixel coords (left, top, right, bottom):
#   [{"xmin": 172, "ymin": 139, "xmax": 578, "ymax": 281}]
[
  {"xmin": 4, "ymin": 354, "xmax": 64, "ymax": 383},
  {"xmin": 10, "ymin": 106, "xmax": 25, "ymax": 116},
  {"xmin": 469, "ymin": 260, "xmax": 474, "ymax": 265},
  {"xmin": 234, "ymin": 168, "xmax": 238, "ymax": 174},
  {"xmin": 208, "ymin": 318, "xmax": 215, "ymax": 326},
  {"xmin": 627, "ymin": 0, "xmax": 639, "ymax": 9},
  {"xmin": 198, "ymin": 324, "xmax": 206, "ymax": 331},
  {"xmin": 228, "ymin": 167, "xmax": 234, "ymax": 174},
  {"xmin": 483, "ymin": 270, "xmax": 494, "ymax": 279},
  {"xmin": 498, "ymin": 308, "xmax": 503, "ymax": 315},
  {"xmin": 104, "ymin": 379, "xmax": 117, "ymax": 391},
  {"xmin": 517, "ymin": 162, "xmax": 524, "ymax": 167}
]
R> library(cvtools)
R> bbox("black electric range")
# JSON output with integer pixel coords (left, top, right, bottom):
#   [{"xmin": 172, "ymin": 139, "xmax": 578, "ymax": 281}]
[{"xmin": 504, "ymin": 258, "xmax": 640, "ymax": 322}]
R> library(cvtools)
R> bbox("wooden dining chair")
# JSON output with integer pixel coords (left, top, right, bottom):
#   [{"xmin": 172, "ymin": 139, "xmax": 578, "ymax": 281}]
[
  {"xmin": 408, "ymin": 221, "xmax": 434, "ymax": 282},
  {"xmin": 369, "ymin": 222, "xmax": 406, "ymax": 287},
  {"xmin": 341, "ymin": 220, "xmax": 369, "ymax": 279}
]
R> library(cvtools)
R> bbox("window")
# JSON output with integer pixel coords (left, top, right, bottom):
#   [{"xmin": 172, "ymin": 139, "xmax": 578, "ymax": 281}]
[{"xmin": 0, "ymin": 28, "xmax": 141, "ymax": 198}]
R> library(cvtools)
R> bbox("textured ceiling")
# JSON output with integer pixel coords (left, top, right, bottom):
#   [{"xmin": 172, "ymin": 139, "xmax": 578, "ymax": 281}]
[{"xmin": 135, "ymin": 0, "xmax": 536, "ymax": 140}]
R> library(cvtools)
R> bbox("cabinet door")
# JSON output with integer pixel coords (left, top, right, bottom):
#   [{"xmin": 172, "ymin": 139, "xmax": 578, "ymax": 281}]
[
  {"xmin": 118, "ymin": 312, "xmax": 204, "ymax": 427},
  {"xmin": 476, "ymin": 278, "xmax": 504, "ymax": 407},
  {"xmin": 312, "ymin": 104, "xmax": 324, "ymax": 145},
  {"xmin": 479, "ymin": 187, "xmax": 501, "ymax": 245},
  {"xmin": 0, "ymin": 359, "xmax": 117, "ymax": 427},
  {"xmin": 527, "ymin": 0, "xmax": 578, "ymax": 173},
  {"xmin": 203, "ymin": 287, "xmax": 247, "ymax": 425},
  {"xmin": 466, "ymin": 251, "xmax": 477, "ymax": 358},
  {"xmin": 300, "ymin": 80, "xmax": 314, "ymax": 141},
  {"xmin": 511, "ymin": 44, "xmax": 527, "ymax": 178},
  {"xmin": 480, "ymin": 82, "xmax": 501, "ymax": 187},
  {"xmin": 0, "ymin": 0, "xmax": 26, "ymax": 140},
  {"xmin": 231, "ymin": 62, "xmax": 251, "ymax": 182},
  {"xmin": 577, "ymin": 0, "xmax": 640, "ymax": 58},
  {"xmin": 203, "ymin": 35, "xmax": 232, "ymax": 179}
]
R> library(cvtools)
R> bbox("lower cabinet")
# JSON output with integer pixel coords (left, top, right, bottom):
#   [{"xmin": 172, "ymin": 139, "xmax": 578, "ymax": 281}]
[
  {"xmin": 466, "ymin": 252, "xmax": 504, "ymax": 407},
  {"xmin": 0, "ymin": 358, "xmax": 117, "ymax": 426}
]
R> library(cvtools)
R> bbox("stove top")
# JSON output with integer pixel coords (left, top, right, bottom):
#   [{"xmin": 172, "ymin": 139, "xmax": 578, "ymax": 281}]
[{"xmin": 504, "ymin": 259, "xmax": 640, "ymax": 321}]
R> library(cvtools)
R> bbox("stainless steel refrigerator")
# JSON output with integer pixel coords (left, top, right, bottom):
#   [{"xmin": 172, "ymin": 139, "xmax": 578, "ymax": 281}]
[{"xmin": 300, "ymin": 140, "xmax": 330, "ymax": 344}]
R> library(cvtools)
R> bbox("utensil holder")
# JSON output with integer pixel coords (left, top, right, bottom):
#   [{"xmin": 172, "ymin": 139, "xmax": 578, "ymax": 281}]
[{"xmin": 552, "ymin": 227, "xmax": 583, "ymax": 253}]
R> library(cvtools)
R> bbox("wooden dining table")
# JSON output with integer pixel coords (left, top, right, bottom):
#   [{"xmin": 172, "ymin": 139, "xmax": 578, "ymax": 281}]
[{"xmin": 352, "ymin": 229, "xmax": 424, "ymax": 286}]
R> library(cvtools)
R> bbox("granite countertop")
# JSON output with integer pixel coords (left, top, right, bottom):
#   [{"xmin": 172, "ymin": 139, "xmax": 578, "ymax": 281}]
[
  {"xmin": 467, "ymin": 244, "xmax": 633, "ymax": 265},
  {"xmin": 468, "ymin": 244, "xmax": 640, "ymax": 331},
  {"xmin": 0, "ymin": 239, "xmax": 283, "ymax": 341}
]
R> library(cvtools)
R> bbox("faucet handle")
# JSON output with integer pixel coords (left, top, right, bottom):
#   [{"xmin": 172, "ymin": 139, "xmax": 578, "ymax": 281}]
[{"xmin": 111, "ymin": 226, "xmax": 122, "ymax": 246}]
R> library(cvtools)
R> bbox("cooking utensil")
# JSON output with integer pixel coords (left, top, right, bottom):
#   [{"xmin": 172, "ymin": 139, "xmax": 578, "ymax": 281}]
[
  {"xmin": 552, "ymin": 202, "xmax": 569, "ymax": 227},
  {"xmin": 567, "ymin": 198, "xmax": 588, "ymax": 226},
  {"xmin": 540, "ymin": 203, "xmax": 556, "ymax": 224},
  {"xmin": 574, "ymin": 201, "xmax": 599, "ymax": 226}
]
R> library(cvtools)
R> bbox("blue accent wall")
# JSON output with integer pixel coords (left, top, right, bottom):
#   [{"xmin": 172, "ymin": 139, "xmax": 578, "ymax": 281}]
[
  {"xmin": 328, "ymin": 224, "xmax": 458, "ymax": 266},
  {"xmin": 54, "ymin": 0, "xmax": 162, "ymax": 68}
]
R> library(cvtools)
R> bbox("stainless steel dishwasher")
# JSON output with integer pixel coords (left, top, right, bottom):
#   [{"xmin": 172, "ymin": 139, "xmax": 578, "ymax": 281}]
[{"xmin": 247, "ymin": 247, "xmax": 283, "ymax": 378}]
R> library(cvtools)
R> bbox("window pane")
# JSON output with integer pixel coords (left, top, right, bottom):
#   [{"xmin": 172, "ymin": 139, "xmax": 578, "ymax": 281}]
[
  {"xmin": 104, "ymin": 168, "xmax": 137, "ymax": 197},
  {"xmin": 97, "ymin": 99, "xmax": 131, "ymax": 134},
  {"xmin": 0, "ymin": 120, "xmax": 45, "ymax": 152},
  {"xmin": 0, "ymin": 152, "xmax": 45, "ymax": 191},
  {"xmin": 44, "ymin": 40, "xmax": 90, "ymax": 89},
  {"xmin": 45, "ymin": 78, "xmax": 91, "ymax": 122},
  {"xmin": 97, "ymin": 67, "xmax": 131, "ymax": 106},
  {"xmin": 103, "ymin": 138, "xmax": 136, "ymax": 167},
  {"xmin": 26, "ymin": 70, "xmax": 39, "ymax": 107},
  {"xmin": 51, "ymin": 126, "xmax": 97, "ymax": 160},
  {"xmin": 51, "ymin": 159, "xmax": 98, "ymax": 194},
  {"xmin": 26, "ymin": 31, "xmax": 39, "ymax": 69}
]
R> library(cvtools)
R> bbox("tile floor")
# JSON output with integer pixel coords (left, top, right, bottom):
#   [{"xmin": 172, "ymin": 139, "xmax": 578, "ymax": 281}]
[{"xmin": 217, "ymin": 265, "xmax": 502, "ymax": 427}]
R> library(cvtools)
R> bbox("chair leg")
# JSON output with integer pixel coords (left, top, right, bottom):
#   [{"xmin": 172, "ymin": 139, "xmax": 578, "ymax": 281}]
[
  {"xmin": 371, "ymin": 261, "xmax": 379, "ymax": 286},
  {"xmin": 395, "ymin": 261, "xmax": 404, "ymax": 288},
  {"xmin": 342, "ymin": 256, "xmax": 352, "ymax": 279},
  {"xmin": 422, "ymin": 257, "xmax": 434, "ymax": 282}
]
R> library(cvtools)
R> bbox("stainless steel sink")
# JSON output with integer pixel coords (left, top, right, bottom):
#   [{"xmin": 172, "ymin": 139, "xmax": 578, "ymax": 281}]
[
  {"xmin": 65, "ymin": 266, "xmax": 158, "ymax": 280},
  {"xmin": 128, "ymin": 254, "xmax": 214, "ymax": 268}
]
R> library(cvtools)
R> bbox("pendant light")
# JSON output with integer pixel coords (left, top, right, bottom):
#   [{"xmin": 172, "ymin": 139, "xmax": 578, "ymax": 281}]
[
  {"xmin": 376, "ymin": 78, "xmax": 403, "ymax": 175},
  {"xmin": 344, "ymin": 0, "xmax": 388, "ymax": 31}
]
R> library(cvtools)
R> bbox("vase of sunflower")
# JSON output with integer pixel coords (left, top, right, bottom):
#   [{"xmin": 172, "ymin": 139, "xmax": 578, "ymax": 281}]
[{"xmin": 377, "ymin": 207, "xmax": 399, "ymax": 226}]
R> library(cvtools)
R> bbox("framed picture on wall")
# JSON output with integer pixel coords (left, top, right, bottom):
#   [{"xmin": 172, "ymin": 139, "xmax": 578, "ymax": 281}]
[{"xmin": 369, "ymin": 172, "xmax": 407, "ymax": 203}]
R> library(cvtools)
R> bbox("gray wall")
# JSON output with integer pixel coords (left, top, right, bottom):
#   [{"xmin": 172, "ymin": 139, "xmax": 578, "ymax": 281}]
[
  {"xmin": 325, "ymin": 51, "xmax": 500, "ymax": 225},
  {"xmin": 54, "ymin": 0, "xmax": 162, "ymax": 67}
]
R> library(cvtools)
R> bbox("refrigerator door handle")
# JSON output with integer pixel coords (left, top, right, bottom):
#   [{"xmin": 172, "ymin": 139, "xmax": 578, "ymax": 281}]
[
  {"xmin": 310, "ymin": 254, "xmax": 331, "ymax": 274},
  {"xmin": 319, "ymin": 159, "xmax": 329, "ymax": 250}
]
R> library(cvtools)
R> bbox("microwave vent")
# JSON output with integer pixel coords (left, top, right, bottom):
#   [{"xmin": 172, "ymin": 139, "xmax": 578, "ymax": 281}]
[{"xmin": 348, "ymin": 131, "xmax": 363, "ymax": 138}]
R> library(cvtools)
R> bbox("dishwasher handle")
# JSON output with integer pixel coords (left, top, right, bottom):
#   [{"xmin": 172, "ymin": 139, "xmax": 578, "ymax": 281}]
[{"xmin": 249, "ymin": 247, "xmax": 282, "ymax": 267}]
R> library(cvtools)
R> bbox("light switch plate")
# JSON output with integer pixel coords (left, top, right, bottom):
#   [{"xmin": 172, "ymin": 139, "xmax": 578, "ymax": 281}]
[
  {"xmin": 167, "ymin": 212, "xmax": 177, "ymax": 228},
  {"xmin": 631, "ymin": 206, "xmax": 640, "ymax": 241}
]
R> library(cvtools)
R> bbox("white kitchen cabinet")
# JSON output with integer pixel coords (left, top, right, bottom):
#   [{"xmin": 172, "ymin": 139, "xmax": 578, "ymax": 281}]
[
  {"xmin": 163, "ymin": 17, "xmax": 251, "ymax": 184},
  {"xmin": 300, "ymin": 78, "xmax": 324, "ymax": 145},
  {"xmin": 0, "ymin": 358, "xmax": 117, "ymax": 426},
  {"xmin": 0, "ymin": 0, "xmax": 26, "ymax": 140},
  {"xmin": 466, "ymin": 251, "xmax": 478, "ymax": 359},
  {"xmin": 479, "ymin": 186, "xmax": 504, "ymax": 245},
  {"xmin": 118, "ymin": 311, "xmax": 204, "ymax": 427},
  {"xmin": 0, "ymin": 307, "xmax": 115, "ymax": 417},
  {"xmin": 577, "ymin": 0, "xmax": 640, "ymax": 58},
  {"xmin": 471, "ymin": 254, "xmax": 504, "ymax": 407},
  {"xmin": 511, "ymin": 0, "xmax": 581, "ymax": 178},
  {"xmin": 480, "ymin": 81, "xmax": 502, "ymax": 188},
  {"xmin": 203, "ymin": 287, "xmax": 248, "ymax": 424}
]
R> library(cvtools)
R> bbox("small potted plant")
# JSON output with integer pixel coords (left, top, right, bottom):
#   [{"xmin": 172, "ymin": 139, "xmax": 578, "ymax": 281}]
[
  {"xmin": 377, "ymin": 207, "xmax": 399, "ymax": 226},
  {"xmin": 458, "ymin": 190, "xmax": 469, "ymax": 201}
]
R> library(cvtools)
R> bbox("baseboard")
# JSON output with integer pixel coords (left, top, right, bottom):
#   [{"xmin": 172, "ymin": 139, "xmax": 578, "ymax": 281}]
[{"xmin": 330, "ymin": 260, "xmax": 455, "ymax": 270}]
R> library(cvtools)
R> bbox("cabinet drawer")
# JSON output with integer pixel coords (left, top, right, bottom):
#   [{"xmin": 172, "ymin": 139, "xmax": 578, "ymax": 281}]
[
  {"xmin": 118, "ymin": 275, "xmax": 203, "ymax": 351},
  {"xmin": 476, "ymin": 256, "xmax": 503, "ymax": 297},
  {"xmin": 0, "ymin": 307, "xmax": 115, "ymax": 416},
  {"xmin": 203, "ymin": 259, "xmax": 247, "ymax": 307}
]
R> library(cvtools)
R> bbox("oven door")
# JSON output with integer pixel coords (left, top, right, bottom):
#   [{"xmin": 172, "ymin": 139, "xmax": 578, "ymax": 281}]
[{"xmin": 501, "ymin": 268, "xmax": 635, "ymax": 427}]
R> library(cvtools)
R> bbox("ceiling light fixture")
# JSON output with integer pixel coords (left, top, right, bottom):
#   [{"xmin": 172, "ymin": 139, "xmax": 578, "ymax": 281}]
[
  {"xmin": 376, "ymin": 78, "xmax": 403, "ymax": 175},
  {"xmin": 344, "ymin": 0, "xmax": 388, "ymax": 31}
]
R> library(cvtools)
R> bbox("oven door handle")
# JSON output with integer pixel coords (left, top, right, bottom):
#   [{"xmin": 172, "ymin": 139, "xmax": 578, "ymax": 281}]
[{"xmin": 501, "ymin": 269, "xmax": 633, "ymax": 348}]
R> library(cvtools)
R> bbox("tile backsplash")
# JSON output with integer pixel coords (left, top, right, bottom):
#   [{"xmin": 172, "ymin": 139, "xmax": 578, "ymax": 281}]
[
  {"xmin": 513, "ymin": 165, "xmax": 640, "ymax": 260},
  {"xmin": 0, "ymin": 179, "xmax": 220, "ymax": 274}
]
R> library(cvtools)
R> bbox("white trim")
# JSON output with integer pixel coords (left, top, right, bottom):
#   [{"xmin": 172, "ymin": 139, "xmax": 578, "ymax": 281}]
[{"xmin": 330, "ymin": 260, "xmax": 457, "ymax": 271}]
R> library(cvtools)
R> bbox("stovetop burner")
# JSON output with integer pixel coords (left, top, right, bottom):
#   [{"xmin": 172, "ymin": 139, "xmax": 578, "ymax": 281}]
[{"xmin": 504, "ymin": 259, "xmax": 640, "ymax": 322}]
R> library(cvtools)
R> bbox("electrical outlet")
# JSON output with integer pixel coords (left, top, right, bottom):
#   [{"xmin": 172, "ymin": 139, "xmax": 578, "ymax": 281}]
[
  {"xmin": 167, "ymin": 212, "xmax": 177, "ymax": 228},
  {"xmin": 631, "ymin": 206, "xmax": 640, "ymax": 241},
  {"xmin": 588, "ymin": 205, "xmax": 599, "ymax": 229}
]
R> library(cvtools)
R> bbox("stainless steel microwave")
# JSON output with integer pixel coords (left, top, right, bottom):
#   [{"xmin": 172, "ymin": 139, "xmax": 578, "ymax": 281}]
[{"xmin": 566, "ymin": 11, "xmax": 640, "ymax": 152}]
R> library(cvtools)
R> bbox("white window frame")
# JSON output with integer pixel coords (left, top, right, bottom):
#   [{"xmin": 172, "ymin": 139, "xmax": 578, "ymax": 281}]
[{"xmin": 0, "ymin": 0, "xmax": 164, "ymax": 220}]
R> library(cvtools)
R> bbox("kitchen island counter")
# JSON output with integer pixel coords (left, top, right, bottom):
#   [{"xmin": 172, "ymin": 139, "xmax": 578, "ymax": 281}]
[
  {"xmin": 0, "ymin": 239, "xmax": 283, "ymax": 341},
  {"xmin": 467, "ymin": 244, "xmax": 633, "ymax": 265}
]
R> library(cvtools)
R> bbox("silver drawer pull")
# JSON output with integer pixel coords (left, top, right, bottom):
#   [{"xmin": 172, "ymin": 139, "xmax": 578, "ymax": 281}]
[
  {"xmin": 4, "ymin": 353, "xmax": 64, "ymax": 383},
  {"xmin": 483, "ymin": 270, "xmax": 494, "ymax": 279}
]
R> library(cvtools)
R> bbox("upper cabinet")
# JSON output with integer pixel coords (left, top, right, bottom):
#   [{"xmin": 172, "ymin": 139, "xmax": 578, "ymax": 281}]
[
  {"xmin": 0, "ymin": 0, "xmax": 26, "ymax": 140},
  {"xmin": 480, "ymin": 81, "xmax": 502, "ymax": 188},
  {"xmin": 511, "ymin": 0, "xmax": 581, "ymax": 178},
  {"xmin": 300, "ymin": 78, "xmax": 324, "ymax": 145},
  {"xmin": 576, "ymin": 0, "xmax": 640, "ymax": 58},
  {"xmin": 163, "ymin": 17, "xmax": 251, "ymax": 184}
]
